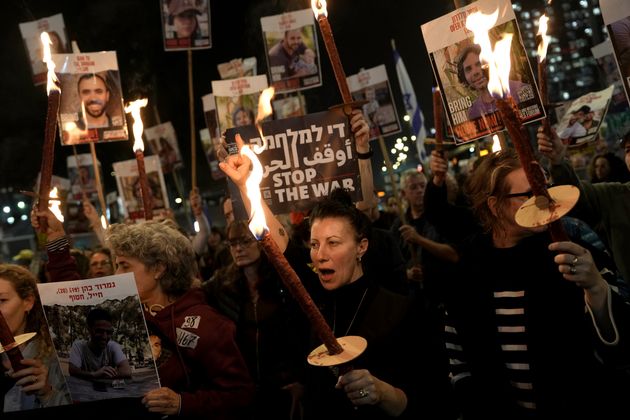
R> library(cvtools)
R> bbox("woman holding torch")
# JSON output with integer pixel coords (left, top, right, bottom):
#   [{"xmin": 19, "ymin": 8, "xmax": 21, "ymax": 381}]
[
  {"xmin": 442, "ymin": 149, "xmax": 630, "ymax": 418},
  {"xmin": 220, "ymin": 140, "xmax": 454, "ymax": 419}
]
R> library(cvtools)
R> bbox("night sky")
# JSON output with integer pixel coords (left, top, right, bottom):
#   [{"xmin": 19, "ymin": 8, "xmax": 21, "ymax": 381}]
[{"xmin": 1, "ymin": 0, "xmax": 451, "ymax": 198}]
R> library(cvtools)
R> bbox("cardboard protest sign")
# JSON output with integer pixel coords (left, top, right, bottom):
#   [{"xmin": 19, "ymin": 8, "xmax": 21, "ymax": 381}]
[
  {"xmin": 160, "ymin": 0, "xmax": 212, "ymax": 51},
  {"xmin": 200, "ymin": 94, "xmax": 224, "ymax": 179},
  {"xmin": 225, "ymin": 108, "xmax": 361, "ymax": 214},
  {"xmin": 67, "ymin": 153, "xmax": 98, "ymax": 201},
  {"xmin": 211, "ymin": 75, "xmax": 268, "ymax": 136},
  {"xmin": 144, "ymin": 122, "xmax": 184, "ymax": 174},
  {"xmin": 65, "ymin": 153, "xmax": 100, "ymax": 234},
  {"xmin": 200, "ymin": 128, "xmax": 225, "ymax": 180},
  {"xmin": 38, "ymin": 273, "xmax": 160, "ymax": 403},
  {"xmin": 347, "ymin": 65, "xmax": 402, "ymax": 140},
  {"xmin": 217, "ymin": 57, "xmax": 257, "ymax": 79},
  {"xmin": 112, "ymin": 155, "xmax": 169, "ymax": 221},
  {"xmin": 261, "ymin": 9, "xmax": 322, "ymax": 93},
  {"xmin": 19, "ymin": 13, "xmax": 69, "ymax": 86},
  {"xmin": 53, "ymin": 52, "xmax": 128, "ymax": 145},
  {"xmin": 601, "ymin": 0, "xmax": 630, "ymax": 104},
  {"xmin": 554, "ymin": 85, "xmax": 614, "ymax": 147},
  {"xmin": 421, "ymin": 0, "xmax": 544, "ymax": 144},
  {"xmin": 592, "ymin": 40, "xmax": 629, "ymax": 113}
]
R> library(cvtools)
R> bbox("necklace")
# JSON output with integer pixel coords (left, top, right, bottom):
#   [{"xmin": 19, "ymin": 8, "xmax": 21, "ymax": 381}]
[
  {"xmin": 144, "ymin": 303, "xmax": 164, "ymax": 316},
  {"xmin": 332, "ymin": 288, "xmax": 368, "ymax": 337}
]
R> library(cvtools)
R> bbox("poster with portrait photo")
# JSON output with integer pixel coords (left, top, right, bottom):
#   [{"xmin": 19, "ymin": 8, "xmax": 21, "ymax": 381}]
[
  {"xmin": 217, "ymin": 56, "xmax": 257, "ymax": 79},
  {"xmin": 211, "ymin": 75, "xmax": 268, "ymax": 136},
  {"xmin": 261, "ymin": 9, "xmax": 322, "ymax": 93},
  {"xmin": 554, "ymin": 84, "xmax": 614, "ymax": 148},
  {"xmin": 592, "ymin": 40, "xmax": 629, "ymax": 113},
  {"xmin": 600, "ymin": 0, "xmax": 630, "ymax": 104},
  {"xmin": 144, "ymin": 122, "xmax": 184, "ymax": 174},
  {"xmin": 38, "ymin": 273, "xmax": 161, "ymax": 403},
  {"xmin": 347, "ymin": 65, "xmax": 401, "ymax": 141},
  {"xmin": 161, "ymin": 0, "xmax": 211, "ymax": 51},
  {"xmin": 112, "ymin": 155, "xmax": 169, "ymax": 221},
  {"xmin": 200, "ymin": 128, "xmax": 224, "ymax": 180},
  {"xmin": 53, "ymin": 51, "xmax": 128, "ymax": 145},
  {"xmin": 272, "ymin": 95, "xmax": 307, "ymax": 119},
  {"xmin": 201, "ymin": 94, "xmax": 225, "ymax": 180},
  {"xmin": 65, "ymin": 153, "xmax": 100, "ymax": 234},
  {"xmin": 19, "ymin": 13, "xmax": 69, "ymax": 86},
  {"xmin": 421, "ymin": 0, "xmax": 545, "ymax": 144},
  {"xmin": 66, "ymin": 153, "xmax": 99, "ymax": 201}
]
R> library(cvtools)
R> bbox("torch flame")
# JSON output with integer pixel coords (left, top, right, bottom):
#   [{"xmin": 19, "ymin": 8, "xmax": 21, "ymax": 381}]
[
  {"xmin": 465, "ymin": 10, "xmax": 513, "ymax": 98},
  {"xmin": 40, "ymin": 32, "xmax": 60, "ymax": 95},
  {"xmin": 536, "ymin": 14, "xmax": 550, "ymax": 62},
  {"xmin": 124, "ymin": 99, "xmax": 148, "ymax": 152},
  {"xmin": 49, "ymin": 187, "xmax": 64, "ymax": 222},
  {"xmin": 100, "ymin": 215, "xmax": 108, "ymax": 229},
  {"xmin": 491, "ymin": 134, "xmax": 502, "ymax": 152},
  {"xmin": 311, "ymin": 0, "xmax": 327, "ymax": 17},
  {"xmin": 241, "ymin": 87, "xmax": 276, "ymax": 238},
  {"xmin": 253, "ymin": 87, "xmax": 275, "ymax": 153}
]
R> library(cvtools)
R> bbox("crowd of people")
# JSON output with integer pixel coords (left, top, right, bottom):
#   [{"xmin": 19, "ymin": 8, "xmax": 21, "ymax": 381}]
[{"xmin": 2, "ymin": 110, "xmax": 629, "ymax": 419}]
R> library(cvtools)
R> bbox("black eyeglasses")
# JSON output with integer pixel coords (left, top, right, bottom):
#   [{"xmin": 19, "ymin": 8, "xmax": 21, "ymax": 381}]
[
  {"xmin": 505, "ymin": 190, "xmax": 534, "ymax": 199},
  {"xmin": 227, "ymin": 237, "xmax": 256, "ymax": 248},
  {"xmin": 505, "ymin": 183, "xmax": 554, "ymax": 200}
]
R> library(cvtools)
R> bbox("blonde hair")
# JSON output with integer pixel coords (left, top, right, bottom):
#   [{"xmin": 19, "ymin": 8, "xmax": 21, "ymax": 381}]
[
  {"xmin": 464, "ymin": 149, "xmax": 522, "ymax": 235},
  {"xmin": 0, "ymin": 264, "xmax": 55, "ymax": 358}
]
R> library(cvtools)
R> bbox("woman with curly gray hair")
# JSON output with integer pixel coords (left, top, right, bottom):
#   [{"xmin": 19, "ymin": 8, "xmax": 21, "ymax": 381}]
[{"xmin": 106, "ymin": 221, "xmax": 254, "ymax": 419}]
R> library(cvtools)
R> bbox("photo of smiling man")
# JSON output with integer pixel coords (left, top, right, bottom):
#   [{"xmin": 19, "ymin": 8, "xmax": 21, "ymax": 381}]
[
  {"xmin": 55, "ymin": 51, "xmax": 128, "ymax": 145},
  {"xmin": 77, "ymin": 73, "xmax": 113, "ymax": 129}
]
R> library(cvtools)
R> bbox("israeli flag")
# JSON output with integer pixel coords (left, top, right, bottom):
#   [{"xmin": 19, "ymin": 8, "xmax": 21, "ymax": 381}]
[{"xmin": 392, "ymin": 40, "xmax": 427, "ymax": 161}]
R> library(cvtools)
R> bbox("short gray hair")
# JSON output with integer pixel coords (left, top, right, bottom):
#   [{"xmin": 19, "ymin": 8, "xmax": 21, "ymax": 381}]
[
  {"xmin": 105, "ymin": 221, "xmax": 196, "ymax": 298},
  {"xmin": 399, "ymin": 168, "xmax": 426, "ymax": 191}
]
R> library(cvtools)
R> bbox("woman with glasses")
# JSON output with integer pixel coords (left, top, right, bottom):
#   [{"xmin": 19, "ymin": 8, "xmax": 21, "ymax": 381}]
[
  {"xmin": 87, "ymin": 247, "xmax": 114, "ymax": 278},
  {"xmin": 203, "ymin": 220, "xmax": 310, "ymax": 420},
  {"xmin": 441, "ymin": 149, "xmax": 630, "ymax": 418}
]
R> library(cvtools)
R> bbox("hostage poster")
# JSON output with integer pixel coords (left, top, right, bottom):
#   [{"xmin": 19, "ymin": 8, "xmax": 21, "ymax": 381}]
[
  {"xmin": 160, "ymin": 0, "xmax": 212, "ymax": 51},
  {"xmin": 261, "ymin": 9, "xmax": 322, "ymax": 93},
  {"xmin": 53, "ymin": 51, "xmax": 128, "ymax": 145},
  {"xmin": 224, "ymin": 108, "xmax": 361, "ymax": 214},
  {"xmin": 554, "ymin": 84, "xmax": 614, "ymax": 147},
  {"xmin": 112, "ymin": 155, "xmax": 169, "ymax": 221},
  {"xmin": 211, "ymin": 75, "xmax": 268, "ymax": 136},
  {"xmin": 37, "ymin": 273, "xmax": 160, "ymax": 403},
  {"xmin": 217, "ymin": 56, "xmax": 257, "ymax": 79},
  {"xmin": 600, "ymin": 0, "xmax": 630, "ymax": 104},
  {"xmin": 144, "ymin": 122, "xmax": 184, "ymax": 174},
  {"xmin": 347, "ymin": 65, "xmax": 402, "ymax": 141},
  {"xmin": 18, "ymin": 13, "xmax": 69, "ymax": 86},
  {"xmin": 421, "ymin": 0, "xmax": 545, "ymax": 144}
]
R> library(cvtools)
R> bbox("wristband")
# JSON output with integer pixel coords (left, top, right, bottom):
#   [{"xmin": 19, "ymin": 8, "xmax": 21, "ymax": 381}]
[{"xmin": 356, "ymin": 147, "xmax": 373, "ymax": 160}]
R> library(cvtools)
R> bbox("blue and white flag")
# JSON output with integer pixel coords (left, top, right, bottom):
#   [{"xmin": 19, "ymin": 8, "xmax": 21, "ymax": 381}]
[{"xmin": 392, "ymin": 40, "xmax": 427, "ymax": 161}]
